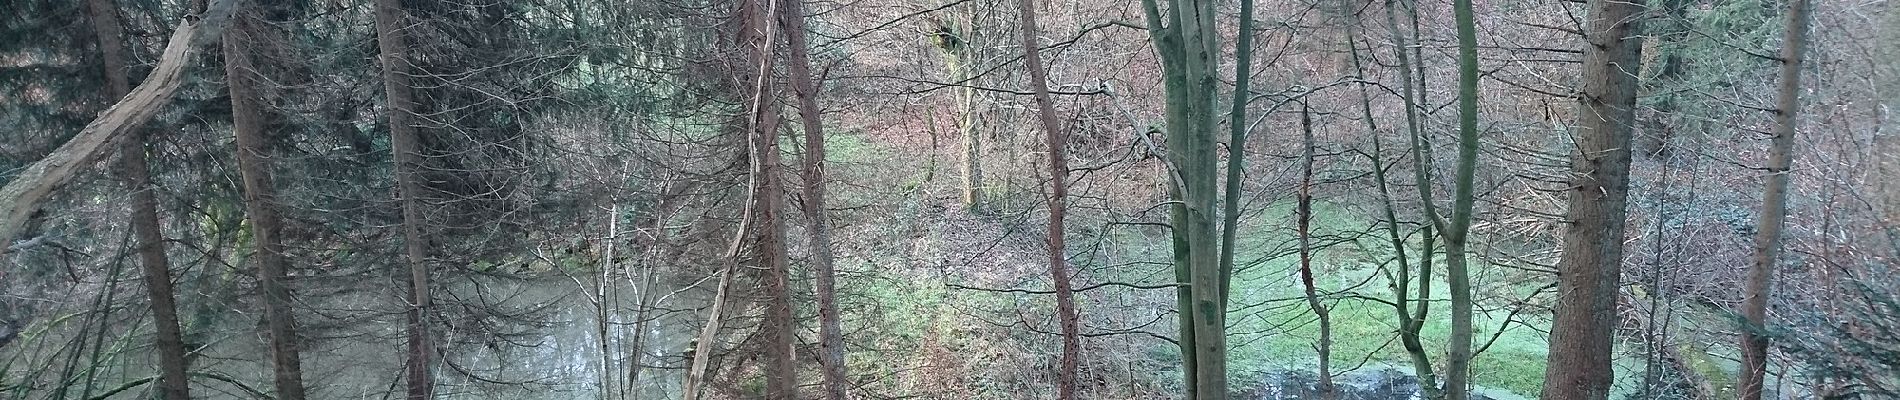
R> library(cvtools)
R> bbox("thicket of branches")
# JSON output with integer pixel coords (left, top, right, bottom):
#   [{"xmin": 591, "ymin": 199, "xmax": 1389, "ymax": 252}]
[{"xmin": 2, "ymin": 0, "xmax": 1898, "ymax": 399}]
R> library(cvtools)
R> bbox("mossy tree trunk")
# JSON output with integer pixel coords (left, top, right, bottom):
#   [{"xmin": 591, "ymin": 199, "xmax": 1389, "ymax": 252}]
[
  {"xmin": 1375, "ymin": 1, "xmax": 1442, "ymax": 396},
  {"xmin": 1138, "ymin": 0, "xmax": 1226, "ymax": 397},
  {"xmin": 1442, "ymin": 0, "xmax": 1482, "ymax": 396}
]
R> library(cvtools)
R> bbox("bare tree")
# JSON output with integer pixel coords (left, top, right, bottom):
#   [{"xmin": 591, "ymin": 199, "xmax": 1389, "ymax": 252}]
[
  {"xmin": 930, "ymin": 5, "xmax": 983, "ymax": 210},
  {"xmin": 1137, "ymin": 0, "xmax": 1229, "ymax": 396},
  {"xmin": 1293, "ymin": 104, "xmax": 1334, "ymax": 399},
  {"xmin": 779, "ymin": 0, "xmax": 849, "ymax": 397},
  {"xmin": 1443, "ymin": 0, "xmax": 1483, "ymax": 397},
  {"xmin": 1374, "ymin": 1, "xmax": 1442, "ymax": 396},
  {"xmin": 1014, "ymin": 0, "xmax": 1080, "ymax": 397},
  {"xmin": 1217, "ymin": 0, "xmax": 1256, "ymax": 314}
]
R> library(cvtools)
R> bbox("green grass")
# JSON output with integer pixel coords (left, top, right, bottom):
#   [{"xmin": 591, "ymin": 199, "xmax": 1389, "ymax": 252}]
[
  {"xmin": 1222, "ymin": 201, "xmax": 1550, "ymax": 397},
  {"xmin": 819, "ymin": 129, "xmax": 1554, "ymax": 396},
  {"xmin": 822, "ymin": 129, "xmax": 881, "ymax": 164}
]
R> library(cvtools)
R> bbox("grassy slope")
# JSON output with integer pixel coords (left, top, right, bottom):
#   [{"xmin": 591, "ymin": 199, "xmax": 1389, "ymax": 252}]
[
  {"xmin": 1220, "ymin": 201, "xmax": 1546, "ymax": 397},
  {"xmin": 831, "ymin": 128, "xmax": 1556, "ymax": 397}
]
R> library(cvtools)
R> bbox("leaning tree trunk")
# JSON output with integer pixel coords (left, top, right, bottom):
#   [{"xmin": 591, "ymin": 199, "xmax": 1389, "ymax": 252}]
[
  {"xmin": 1739, "ymin": 1, "xmax": 1812, "ymax": 398},
  {"xmin": 372, "ymin": 0, "xmax": 434, "ymax": 397},
  {"xmin": 777, "ymin": 0, "xmax": 849, "ymax": 397},
  {"xmin": 1541, "ymin": 0, "xmax": 1646, "ymax": 398},
  {"xmin": 87, "ymin": 0, "xmax": 191, "ymax": 397},
  {"xmin": 226, "ymin": 5, "xmax": 307, "ymax": 399},
  {"xmin": 1015, "ymin": 0, "xmax": 1081, "ymax": 397},
  {"xmin": 0, "ymin": 0, "xmax": 235, "ymax": 258}
]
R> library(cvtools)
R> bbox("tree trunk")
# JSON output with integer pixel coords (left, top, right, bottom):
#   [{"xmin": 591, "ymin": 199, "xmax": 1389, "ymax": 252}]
[
  {"xmin": 1014, "ymin": 0, "xmax": 1081, "ymax": 397},
  {"xmin": 778, "ymin": 0, "xmax": 848, "ymax": 397},
  {"xmin": 753, "ymin": 83, "xmax": 798, "ymax": 400},
  {"xmin": 597, "ymin": 206, "xmax": 619, "ymax": 400},
  {"xmin": 1540, "ymin": 0, "xmax": 1646, "ymax": 398},
  {"xmin": 1294, "ymin": 105, "xmax": 1335, "ymax": 399},
  {"xmin": 1443, "ymin": 0, "xmax": 1484, "ymax": 397},
  {"xmin": 0, "ymin": 0, "xmax": 236, "ymax": 255},
  {"xmin": 932, "ymin": 8, "xmax": 982, "ymax": 211},
  {"xmin": 1138, "ymin": 0, "xmax": 1227, "ymax": 397},
  {"xmin": 1376, "ymin": 1, "xmax": 1442, "ymax": 396},
  {"xmin": 1216, "ymin": 0, "xmax": 1254, "ymax": 313},
  {"xmin": 1739, "ymin": 1, "xmax": 1812, "ymax": 398},
  {"xmin": 88, "ymin": 0, "xmax": 191, "ymax": 397},
  {"xmin": 371, "ymin": 0, "xmax": 434, "ymax": 397},
  {"xmin": 225, "ymin": 6, "xmax": 306, "ymax": 399},
  {"xmin": 735, "ymin": 0, "xmax": 797, "ymax": 397}
]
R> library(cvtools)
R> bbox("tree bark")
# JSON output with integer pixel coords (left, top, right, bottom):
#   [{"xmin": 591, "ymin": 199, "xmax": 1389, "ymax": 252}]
[
  {"xmin": 736, "ymin": 0, "xmax": 797, "ymax": 397},
  {"xmin": 371, "ymin": 0, "xmax": 434, "ymax": 397},
  {"xmin": 0, "ymin": 0, "xmax": 236, "ymax": 256},
  {"xmin": 1216, "ymin": 0, "xmax": 1254, "ymax": 313},
  {"xmin": 778, "ymin": 0, "xmax": 848, "ymax": 398},
  {"xmin": 1375, "ymin": 2, "xmax": 1444, "ymax": 396},
  {"xmin": 226, "ymin": 6, "xmax": 306, "ymax": 399},
  {"xmin": 1014, "ymin": 0, "xmax": 1081, "ymax": 397},
  {"xmin": 1541, "ymin": 0, "xmax": 1646, "ymax": 398},
  {"xmin": 1443, "ymin": 0, "xmax": 1484, "ymax": 397},
  {"xmin": 931, "ymin": 8, "xmax": 982, "ymax": 211},
  {"xmin": 1139, "ymin": 0, "xmax": 1226, "ymax": 397},
  {"xmin": 1739, "ymin": 1, "xmax": 1812, "ymax": 398},
  {"xmin": 1294, "ymin": 105, "xmax": 1335, "ymax": 399},
  {"xmin": 88, "ymin": 0, "xmax": 191, "ymax": 397},
  {"xmin": 1358, "ymin": 3, "xmax": 1442, "ymax": 397}
]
